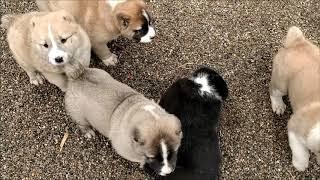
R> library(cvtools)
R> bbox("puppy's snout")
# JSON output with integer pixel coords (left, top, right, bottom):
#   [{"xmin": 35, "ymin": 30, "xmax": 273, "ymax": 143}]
[{"xmin": 55, "ymin": 56, "xmax": 64, "ymax": 63}]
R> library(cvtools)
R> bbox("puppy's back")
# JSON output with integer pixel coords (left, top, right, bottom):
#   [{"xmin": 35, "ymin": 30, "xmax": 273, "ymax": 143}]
[{"xmin": 159, "ymin": 67, "xmax": 228, "ymax": 179}]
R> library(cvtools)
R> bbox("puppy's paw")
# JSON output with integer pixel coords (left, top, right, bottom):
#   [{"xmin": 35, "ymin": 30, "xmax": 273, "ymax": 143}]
[
  {"xmin": 84, "ymin": 129, "xmax": 96, "ymax": 139},
  {"xmin": 271, "ymin": 98, "xmax": 286, "ymax": 115},
  {"xmin": 102, "ymin": 54, "xmax": 118, "ymax": 66},
  {"xmin": 292, "ymin": 158, "xmax": 308, "ymax": 171},
  {"xmin": 30, "ymin": 73, "xmax": 45, "ymax": 86}
]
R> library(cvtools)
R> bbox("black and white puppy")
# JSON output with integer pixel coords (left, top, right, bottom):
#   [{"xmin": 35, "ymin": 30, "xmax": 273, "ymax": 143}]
[{"xmin": 151, "ymin": 67, "xmax": 228, "ymax": 180}]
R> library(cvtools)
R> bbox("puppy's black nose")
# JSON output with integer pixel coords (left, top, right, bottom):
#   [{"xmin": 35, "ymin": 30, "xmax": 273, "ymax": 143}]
[{"xmin": 55, "ymin": 56, "xmax": 63, "ymax": 63}]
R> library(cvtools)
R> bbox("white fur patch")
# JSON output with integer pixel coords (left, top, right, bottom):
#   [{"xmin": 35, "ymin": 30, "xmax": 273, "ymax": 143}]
[
  {"xmin": 143, "ymin": 105, "xmax": 160, "ymax": 119},
  {"xmin": 160, "ymin": 140, "xmax": 172, "ymax": 176},
  {"xmin": 307, "ymin": 122, "xmax": 320, "ymax": 152},
  {"xmin": 140, "ymin": 10, "xmax": 156, "ymax": 43},
  {"xmin": 106, "ymin": 0, "xmax": 126, "ymax": 10},
  {"xmin": 288, "ymin": 131, "xmax": 310, "ymax": 171},
  {"xmin": 193, "ymin": 74, "xmax": 222, "ymax": 100},
  {"xmin": 48, "ymin": 24, "xmax": 67, "ymax": 65}
]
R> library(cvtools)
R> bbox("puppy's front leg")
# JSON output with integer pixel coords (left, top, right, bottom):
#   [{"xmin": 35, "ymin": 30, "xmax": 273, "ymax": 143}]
[
  {"xmin": 24, "ymin": 68, "xmax": 45, "ymax": 86},
  {"xmin": 78, "ymin": 124, "xmax": 96, "ymax": 139},
  {"xmin": 92, "ymin": 41, "xmax": 118, "ymax": 66},
  {"xmin": 270, "ymin": 88, "xmax": 286, "ymax": 115}
]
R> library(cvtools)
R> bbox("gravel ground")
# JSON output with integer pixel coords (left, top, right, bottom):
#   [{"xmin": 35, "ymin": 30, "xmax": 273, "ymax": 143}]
[{"xmin": 1, "ymin": 0, "xmax": 320, "ymax": 179}]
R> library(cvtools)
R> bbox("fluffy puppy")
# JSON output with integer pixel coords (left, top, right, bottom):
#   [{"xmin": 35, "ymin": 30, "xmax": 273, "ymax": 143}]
[
  {"xmin": 149, "ymin": 67, "xmax": 228, "ymax": 180},
  {"xmin": 64, "ymin": 67, "xmax": 182, "ymax": 176},
  {"xmin": 1, "ymin": 10, "xmax": 91, "ymax": 91},
  {"xmin": 36, "ymin": 0, "xmax": 156, "ymax": 66},
  {"xmin": 270, "ymin": 26, "xmax": 320, "ymax": 171}
]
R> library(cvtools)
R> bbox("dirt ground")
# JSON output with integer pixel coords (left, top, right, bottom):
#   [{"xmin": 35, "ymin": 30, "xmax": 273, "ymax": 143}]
[{"xmin": 1, "ymin": 0, "xmax": 319, "ymax": 179}]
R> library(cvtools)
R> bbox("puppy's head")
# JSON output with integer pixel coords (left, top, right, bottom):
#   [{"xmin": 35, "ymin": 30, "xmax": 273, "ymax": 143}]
[
  {"xmin": 30, "ymin": 10, "xmax": 84, "ymax": 66},
  {"xmin": 111, "ymin": 0, "xmax": 156, "ymax": 43},
  {"xmin": 130, "ymin": 104, "xmax": 182, "ymax": 176}
]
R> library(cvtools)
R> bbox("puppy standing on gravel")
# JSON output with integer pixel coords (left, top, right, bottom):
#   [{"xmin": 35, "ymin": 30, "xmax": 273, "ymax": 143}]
[
  {"xmin": 36, "ymin": 0, "xmax": 156, "ymax": 66},
  {"xmin": 64, "ymin": 67, "xmax": 182, "ymax": 176},
  {"xmin": 154, "ymin": 67, "xmax": 228, "ymax": 180},
  {"xmin": 1, "ymin": 10, "xmax": 91, "ymax": 91},
  {"xmin": 270, "ymin": 26, "xmax": 320, "ymax": 171}
]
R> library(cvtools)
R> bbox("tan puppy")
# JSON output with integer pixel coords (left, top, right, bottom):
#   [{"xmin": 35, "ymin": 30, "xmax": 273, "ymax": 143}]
[
  {"xmin": 65, "ymin": 67, "xmax": 182, "ymax": 176},
  {"xmin": 1, "ymin": 10, "xmax": 91, "ymax": 91},
  {"xmin": 270, "ymin": 26, "xmax": 320, "ymax": 171},
  {"xmin": 36, "ymin": 0, "xmax": 156, "ymax": 66}
]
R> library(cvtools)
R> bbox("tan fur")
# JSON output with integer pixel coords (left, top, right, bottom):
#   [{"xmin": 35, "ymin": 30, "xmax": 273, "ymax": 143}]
[
  {"xmin": 36, "ymin": 0, "xmax": 151, "ymax": 66},
  {"xmin": 2, "ymin": 10, "xmax": 91, "ymax": 91},
  {"xmin": 270, "ymin": 26, "xmax": 320, "ymax": 171},
  {"xmin": 65, "ymin": 68, "xmax": 182, "ymax": 165}
]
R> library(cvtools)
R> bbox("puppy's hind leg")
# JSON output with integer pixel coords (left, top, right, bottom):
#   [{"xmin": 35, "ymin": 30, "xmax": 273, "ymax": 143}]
[
  {"xmin": 78, "ymin": 124, "xmax": 96, "ymax": 139},
  {"xmin": 270, "ymin": 54, "xmax": 288, "ymax": 115},
  {"xmin": 70, "ymin": 114, "xmax": 95, "ymax": 139},
  {"xmin": 288, "ymin": 131, "xmax": 310, "ymax": 171},
  {"xmin": 70, "ymin": 114, "xmax": 96, "ymax": 139}
]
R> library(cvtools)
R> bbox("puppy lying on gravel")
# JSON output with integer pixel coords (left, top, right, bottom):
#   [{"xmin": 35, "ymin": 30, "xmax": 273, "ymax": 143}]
[
  {"xmin": 64, "ymin": 67, "xmax": 182, "ymax": 176},
  {"xmin": 270, "ymin": 26, "xmax": 320, "ymax": 171},
  {"xmin": 152, "ymin": 67, "xmax": 228, "ymax": 180},
  {"xmin": 1, "ymin": 10, "xmax": 91, "ymax": 91},
  {"xmin": 36, "ymin": 0, "xmax": 155, "ymax": 66}
]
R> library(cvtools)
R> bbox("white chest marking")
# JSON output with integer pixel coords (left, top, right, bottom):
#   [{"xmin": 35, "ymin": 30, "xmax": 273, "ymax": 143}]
[
  {"xmin": 106, "ymin": 0, "xmax": 126, "ymax": 10},
  {"xmin": 48, "ymin": 24, "xmax": 67, "ymax": 65},
  {"xmin": 160, "ymin": 140, "xmax": 172, "ymax": 176}
]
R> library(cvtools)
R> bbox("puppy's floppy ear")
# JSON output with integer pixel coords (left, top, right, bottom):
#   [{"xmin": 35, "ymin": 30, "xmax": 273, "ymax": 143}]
[
  {"xmin": 58, "ymin": 10, "xmax": 75, "ymax": 23},
  {"xmin": 116, "ymin": 13, "xmax": 131, "ymax": 29},
  {"xmin": 62, "ymin": 14, "xmax": 75, "ymax": 23},
  {"xmin": 30, "ymin": 17, "xmax": 37, "ymax": 28},
  {"xmin": 133, "ymin": 128, "xmax": 145, "ymax": 146}
]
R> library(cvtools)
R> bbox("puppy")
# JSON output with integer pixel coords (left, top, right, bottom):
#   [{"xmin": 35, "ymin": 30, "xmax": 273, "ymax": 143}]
[
  {"xmin": 64, "ymin": 67, "xmax": 182, "ymax": 176},
  {"xmin": 149, "ymin": 67, "xmax": 228, "ymax": 180},
  {"xmin": 270, "ymin": 26, "xmax": 320, "ymax": 171},
  {"xmin": 1, "ymin": 10, "xmax": 91, "ymax": 91},
  {"xmin": 36, "ymin": 0, "xmax": 156, "ymax": 66}
]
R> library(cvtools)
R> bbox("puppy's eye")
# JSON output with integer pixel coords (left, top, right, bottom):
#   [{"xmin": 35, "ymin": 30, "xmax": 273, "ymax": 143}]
[
  {"xmin": 43, "ymin": 43, "xmax": 48, "ymax": 48},
  {"xmin": 61, "ymin": 38, "xmax": 67, "ymax": 44}
]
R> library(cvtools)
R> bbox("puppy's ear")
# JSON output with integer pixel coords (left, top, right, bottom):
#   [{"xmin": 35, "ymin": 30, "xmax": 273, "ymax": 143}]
[
  {"xmin": 30, "ymin": 17, "xmax": 36, "ymax": 28},
  {"xmin": 62, "ymin": 15, "xmax": 74, "ymax": 23},
  {"xmin": 133, "ymin": 128, "xmax": 145, "ymax": 146},
  {"xmin": 116, "ymin": 13, "xmax": 131, "ymax": 29}
]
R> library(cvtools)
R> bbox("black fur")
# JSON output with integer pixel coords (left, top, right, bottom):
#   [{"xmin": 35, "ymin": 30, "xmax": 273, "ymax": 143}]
[{"xmin": 154, "ymin": 67, "xmax": 228, "ymax": 180}]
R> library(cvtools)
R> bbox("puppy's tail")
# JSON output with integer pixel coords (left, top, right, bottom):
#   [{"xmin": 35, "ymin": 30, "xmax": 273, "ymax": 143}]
[
  {"xmin": 284, "ymin": 26, "xmax": 305, "ymax": 48},
  {"xmin": 192, "ymin": 67, "xmax": 228, "ymax": 101},
  {"xmin": 1, "ymin": 14, "xmax": 16, "ymax": 30}
]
